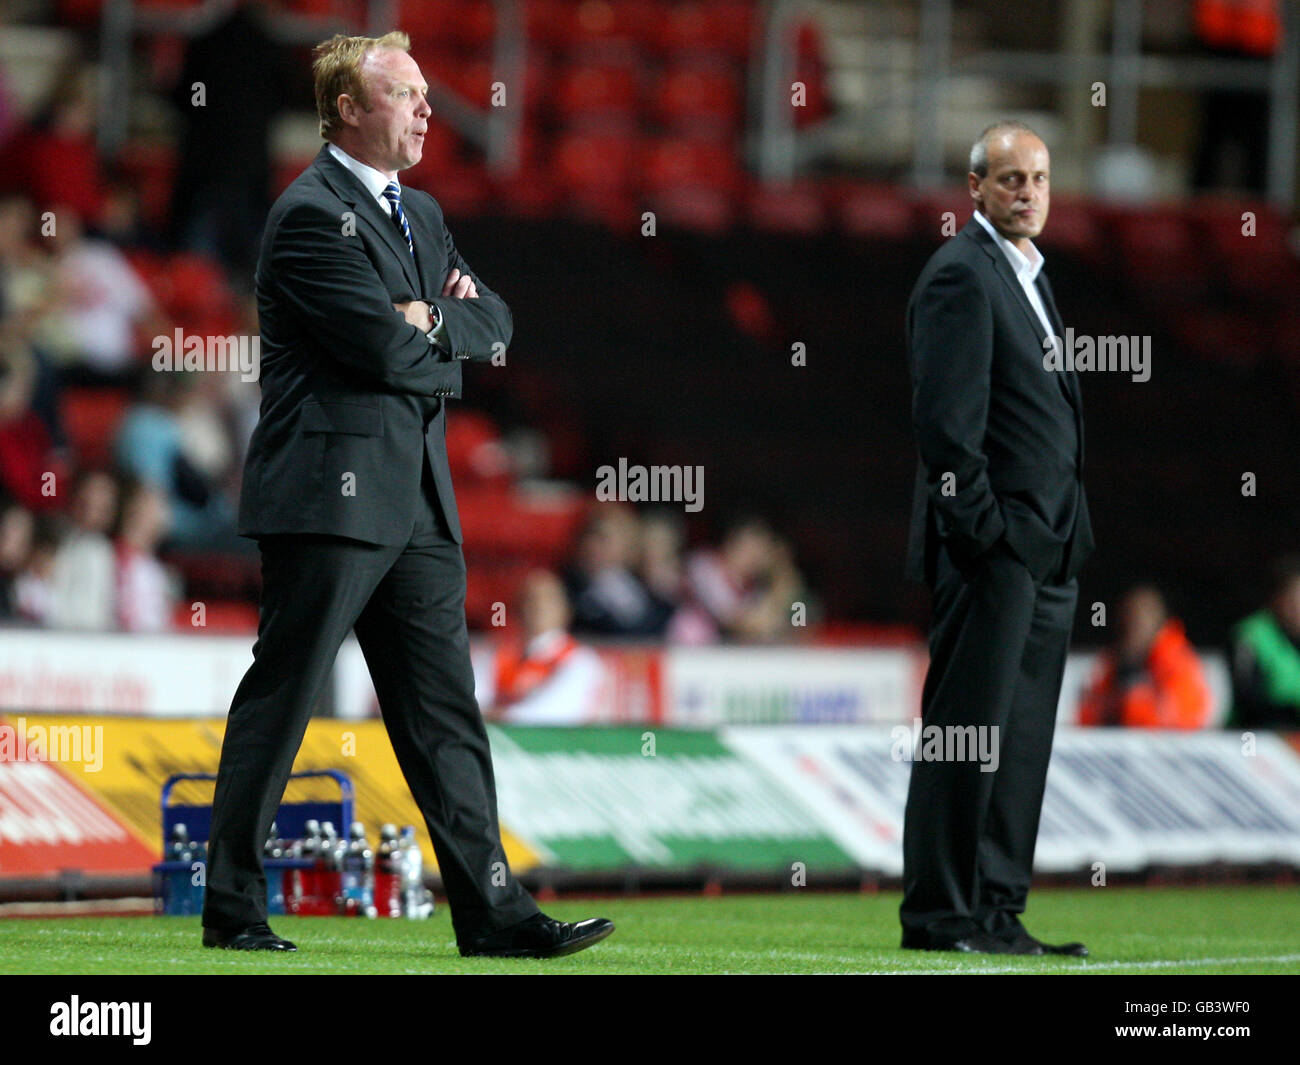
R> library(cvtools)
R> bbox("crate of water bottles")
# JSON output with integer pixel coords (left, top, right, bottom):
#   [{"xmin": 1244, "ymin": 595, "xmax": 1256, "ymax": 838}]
[{"xmin": 152, "ymin": 770, "xmax": 434, "ymax": 919}]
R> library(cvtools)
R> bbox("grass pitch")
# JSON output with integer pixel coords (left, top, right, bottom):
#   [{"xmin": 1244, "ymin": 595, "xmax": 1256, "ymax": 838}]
[{"xmin": 2, "ymin": 886, "xmax": 1297, "ymax": 975}]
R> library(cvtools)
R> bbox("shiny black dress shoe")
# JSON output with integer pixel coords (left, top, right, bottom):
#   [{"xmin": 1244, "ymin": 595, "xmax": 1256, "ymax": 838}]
[
  {"xmin": 1002, "ymin": 928, "xmax": 1088, "ymax": 957},
  {"xmin": 901, "ymin": 929, "xmax": 1015, "ymax": 954},
  {"xmin": 202, "ymin": 922, "xmax": 298, "ymax": 952},
  {"xmin": 459, "ymin": 913, "xmax": 615, "ymax": 959}
]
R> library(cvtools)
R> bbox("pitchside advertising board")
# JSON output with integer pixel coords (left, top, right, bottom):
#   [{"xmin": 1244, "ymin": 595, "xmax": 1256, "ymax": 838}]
[
  {"xmin": 0, "ymin": 632, "xmax": 1233, "ymax": 725},
  {"xmin": 3, "ymin": 715, "xmax": 1298, "ymax": 881}
]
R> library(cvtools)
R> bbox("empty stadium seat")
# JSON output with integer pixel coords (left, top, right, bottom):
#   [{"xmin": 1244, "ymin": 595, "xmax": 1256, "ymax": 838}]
[
  {"xmin": 59, "ymin": 388, "xmax": 132, "ymax": 469},
  {"xmin": 553, "ymin": 60, "xmax": 642, "ymax": 120},
  {"xmin": 651, "ymin": 63, "xmax": 742, "ymax": 131}
]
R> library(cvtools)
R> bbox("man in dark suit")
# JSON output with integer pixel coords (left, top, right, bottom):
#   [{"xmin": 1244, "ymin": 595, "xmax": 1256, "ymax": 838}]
[
  {"xmin": 901, "ymin": 121, "xmax": 1093, "ymax": 956},
  {"xmin": 201, "ymin": 32, "xmax": 613, "ymax": 959}
]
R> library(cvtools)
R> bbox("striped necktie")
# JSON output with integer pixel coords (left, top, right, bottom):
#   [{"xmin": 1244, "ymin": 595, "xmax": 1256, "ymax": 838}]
[{"xmin": 381, "ymin": 181, "xmax": 414, "ymax": 258}]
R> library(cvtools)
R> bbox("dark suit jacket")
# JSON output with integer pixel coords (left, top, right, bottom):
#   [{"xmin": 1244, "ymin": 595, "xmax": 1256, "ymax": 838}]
[
  {"xmin": 239, "ymin": 144, "xmax": 512, "ymax": 545},
  {"xmin": 905, "ymin": 216, "xmax": 1093, "ymax": 586}
]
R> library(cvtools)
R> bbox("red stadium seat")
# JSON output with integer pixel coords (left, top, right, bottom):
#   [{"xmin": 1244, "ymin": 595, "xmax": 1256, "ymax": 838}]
[
  {"xmin": 1106, "ymin": 206, "xmax": 1207, "ymax": 296},
  {"xmin": 1035, "ymin": 195, "xmax": 1103, "ymax": 262},
  {"xmin": 553, "ymin": 61, "xmax": 642, "ymax": 121},
  {"xmin": 464, "ymin": 558, "xmax": 538, "ymax": 627},
  {"xmin": 553, "ymin": 127, "xmax": 639, "ymax": 194},
  {"xmin": 648, "ymin": 186, "xmax": 736, "ymax": 235},
  {"xmin": 115, "ymin": 143, "xmax": 177, "ymax": 231},
  {"xmin": 400, "ymin": 0, "xmax": 497, "ymax": 49},
  {"xmin": 835, "ymin": 183, "xmax": 914, "ymax": 241},
  {"xmin": 651, "ymin": 63, "xmax": 743, "ymax": 132},
  {"xmin": 530, "ymin": 0, "xmax": 654, "ymax": 54},
  {"xmin": 495, "ymin": 166, "xmax": 565, "ymax": 217},
  {"xmin": 457, "ymin": 486, "xmax": 586, "ymax": 561},
  {"xmin": 155, "ymin": 253, "xmax": 236, "ymax": 321},
  {"xmin": 652, "ymin": 1, "xmax": 755, "ymax": 61},
  {"xmin": 446, "ymin": 411, "xmax": 511, "ymax": 486},
  {"xmin": 747, "ymin": 182, "xmax": 827, "ymax": 235},
  {"xmin": 910, "ymin": 188, "xmax": 979, "ymax": 243},
  {"xmin": 59, "ymin": 388, "xmax": 132, "ymax": 469},
  {"xmin": 642, "ymin": 136, "xmax": 743, "ymax": 195}
]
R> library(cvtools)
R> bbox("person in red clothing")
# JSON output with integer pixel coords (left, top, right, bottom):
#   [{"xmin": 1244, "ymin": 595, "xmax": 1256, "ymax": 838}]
[
  {"xmin": 1078, "ymin": 585, "xmax": 1212, "ymax": 729},
  {"xmin": 0, "ymin": 64, "xmax": 107, "ymax": 226},
  {"xmin": 483, "ymin": 569, "xmax": 606, "ymax": 724}
]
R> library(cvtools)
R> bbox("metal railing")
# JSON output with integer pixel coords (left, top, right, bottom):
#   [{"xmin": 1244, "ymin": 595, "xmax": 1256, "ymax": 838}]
[{"xmin": 753, "ymin": 0, "xmax": 1299, "ymax": 210}]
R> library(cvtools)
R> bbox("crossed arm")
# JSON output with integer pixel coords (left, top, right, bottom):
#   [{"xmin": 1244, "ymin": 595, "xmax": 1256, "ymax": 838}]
[{"xmin": 268, "ymin": 200, "xmax": 510, "ymax": 396}]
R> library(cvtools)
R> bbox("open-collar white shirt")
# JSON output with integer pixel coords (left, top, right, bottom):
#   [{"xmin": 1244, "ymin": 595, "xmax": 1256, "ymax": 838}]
[{"xmin": 973, "ymin": 208, "xmax": 1056, "ymax": 345}]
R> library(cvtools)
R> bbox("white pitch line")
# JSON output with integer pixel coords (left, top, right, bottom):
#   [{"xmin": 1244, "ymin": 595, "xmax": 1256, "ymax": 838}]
[{"xmin": 858, "ymin": 952, "xmax": 1300, "ymax": 976}]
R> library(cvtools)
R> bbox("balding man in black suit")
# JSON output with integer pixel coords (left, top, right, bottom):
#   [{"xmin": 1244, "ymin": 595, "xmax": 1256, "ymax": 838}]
[
  {"xmin": 201, "ymin": 31, "xmax": 612, "ymax": 960},
  {"xmin": 901, "ymin": 121, "xmax": 1092, "ymax": 956}
]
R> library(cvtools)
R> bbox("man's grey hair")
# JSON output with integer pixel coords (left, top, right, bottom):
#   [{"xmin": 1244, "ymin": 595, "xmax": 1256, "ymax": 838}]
[{"xmin": 969, "ymin": 120, "xmax": 1043, "ymax": 177}]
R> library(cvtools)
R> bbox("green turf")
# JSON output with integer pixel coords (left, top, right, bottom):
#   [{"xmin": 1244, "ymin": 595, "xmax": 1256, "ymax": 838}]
[{"xmin": 2, "ymin": 886, "xmax": 1298, "ymax": 974}]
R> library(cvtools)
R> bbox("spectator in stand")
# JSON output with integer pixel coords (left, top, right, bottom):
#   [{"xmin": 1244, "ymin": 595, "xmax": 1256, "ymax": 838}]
[
  {"xmin": 167, "ymin": 0, "xmax": 290, "ymax": 281},
  {"xmin": 482, "ymin": 570, "xmax": 606, "ymax": 724},
  {"xmin": 114, "ymin": 479, "xmax": 175, "ymax": 633},
  {"xmin": 115, "ymin": 372, "xmax": 238, "ymax": 547},
  {"xmin": 673, "ymin": 516, "xmax": 806, "ymax": 643},
  {"xmin": 639, "ymin": 508, "xmax": 687, "ymax": 606},
  {"xmin": 0, "ymin": 498, "xmax": 33, "ymax": 620},
  {"xmin": 1078, "ymin": 585, "xmax": 1212, "ymax": 729},
  {"xmin": 566, "ymin": 504, "xmax": 674, "ymax": 638},
  {"xmin": 0, "ymin": 61, "xmax": 107, "ymax": 226},
  {"xmin": 0, "ymin": 195, "xmax": 67, "ymax": 459},
  {"xmin": 0, "ymin": 194, "xmax": 60, "ymax": 340},
  {"xmin": 0, "ymin": 336, "xmax": 64, "ymax": 511},
  {"xmin": 1229, "ymin": 555, "xmax": 1300, "ymax": 728},
  {"xmin": 11, "ymin": 516, "xmax": 59, "ymax": 626},
  {"xmin": 48, "ymin": 469, "xmax": 118, "ymax": 630},
  {"xmin": 34, "ymin": 204, "xmax": 166, "ymax": 386}
]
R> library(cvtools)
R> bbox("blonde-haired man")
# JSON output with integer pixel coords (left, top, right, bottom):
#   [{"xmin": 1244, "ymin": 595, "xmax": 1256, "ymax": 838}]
[{"xmin": 202, "ymin": 33, "xmax": 613, "ymax": 960}]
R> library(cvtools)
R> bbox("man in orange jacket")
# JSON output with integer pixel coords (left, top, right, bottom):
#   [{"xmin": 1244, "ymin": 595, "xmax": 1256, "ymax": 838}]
[{"xmin": 1078, "ymin": 585, "xmax": 1212, "ymax": 729}]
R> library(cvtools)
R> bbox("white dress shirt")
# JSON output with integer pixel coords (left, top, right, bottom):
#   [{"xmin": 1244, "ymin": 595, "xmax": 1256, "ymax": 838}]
[
  {"xmin": 972, "ymin": 209, "xmax": 1057, "ymax": 347},
  {"xmin": 327, "ymin": 142, "xmax": 447, "ymax": 347},
  {"xmin": 328, "ymin": 142, "xmax": 398, "ymax": 211}
]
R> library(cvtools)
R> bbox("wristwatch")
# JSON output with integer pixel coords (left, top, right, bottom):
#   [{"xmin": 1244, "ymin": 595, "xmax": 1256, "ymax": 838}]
[{"xmin": 424, "ymin": 301, "xmax": 442, "ymax": 342}]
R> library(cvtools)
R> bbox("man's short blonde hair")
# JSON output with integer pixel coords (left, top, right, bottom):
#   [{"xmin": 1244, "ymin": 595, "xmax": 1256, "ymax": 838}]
[{"xmin": 312, "ymin": 31, "xmax": 411, "ymax": 141}]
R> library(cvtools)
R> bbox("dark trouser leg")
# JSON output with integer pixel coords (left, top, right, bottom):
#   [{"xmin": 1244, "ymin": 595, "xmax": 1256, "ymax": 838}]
[
  {"xmin": 351, "ymin": 482, "xmax": 538, "ymax": 945},
  {"xmin": 899, "ymin": 543, "xmax": 1037, "ymax": 939},
  {"xmin": 976, "ymin": 576, "xmax": 1077, "ymax": 934},
  {"xmin": 202, "ymin": 535, "xmax": 395, "ymax": 931}
]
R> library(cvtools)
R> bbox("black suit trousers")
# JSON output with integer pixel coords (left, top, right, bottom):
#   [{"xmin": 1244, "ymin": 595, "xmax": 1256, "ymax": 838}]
[
  {"xmin": 202, "ymin": 456, "xmax": 538, "ymax": 943},
  {"xmin": 899, "ymin": 539, "xmax": 1077, "ymax": 938}
]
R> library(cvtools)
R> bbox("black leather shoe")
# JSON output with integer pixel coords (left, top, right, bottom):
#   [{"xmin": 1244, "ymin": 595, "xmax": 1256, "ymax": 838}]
[
  {"xmin": 993, "ymin": 917, "xmax": 1088, "ymax": 957},
  {"xmin": 202, "ymin": 923, "xmax": 297, "ymax": 952},
  {"xmin": 902, "ymin": 929, "xmax": 1015, "ymax": 954},
  {"xmin": 1004, "ymin": 929, "xmax": 1088, "ymax": 957},
  {"xmin": 460, "ymin": 913, "xmax": 615, "ymax": 959}
]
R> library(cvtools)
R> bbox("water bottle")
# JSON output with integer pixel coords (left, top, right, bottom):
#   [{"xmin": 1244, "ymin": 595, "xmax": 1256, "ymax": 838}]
[
  {"xmin": 374, "ymin": 824, "xmax": 402, "ymax": 918},
  {"xmin": 264, "ymin": 822, "xmax": 285, "ymax": 915},
  {"xmin": 341, "ymin": 822, "xmax": 374, "ymax": 917},
  {"xmin": 290, "ymin": 819, "xmax": 322, "ymax": 915},
  {"xmin": 167, "ymin": 824, "xmax": 194, "ymax": 915},
  {"xmin": 400, "ymin": 825, "xmax": 433, "ymax": 919}
]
